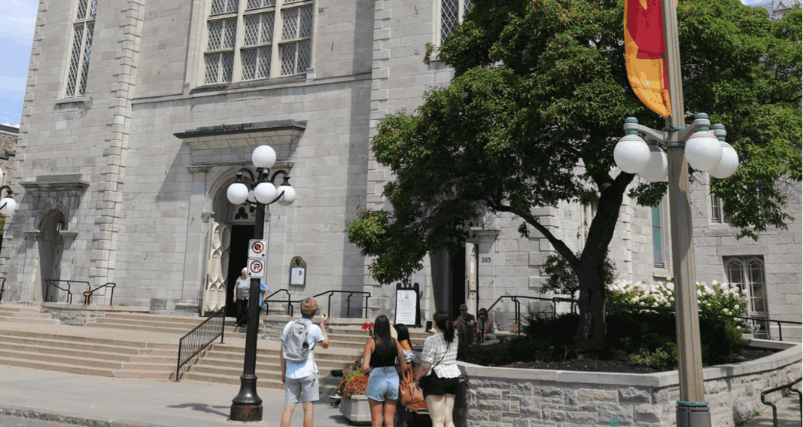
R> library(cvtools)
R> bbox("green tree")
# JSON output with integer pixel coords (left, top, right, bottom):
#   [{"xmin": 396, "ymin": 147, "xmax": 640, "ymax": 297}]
[{"xmin": 346, "ymin": 0, "xmax": 801, "ymax": 350}]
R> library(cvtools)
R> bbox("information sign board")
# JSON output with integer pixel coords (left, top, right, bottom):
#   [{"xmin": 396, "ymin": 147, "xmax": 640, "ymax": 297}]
[{"xmin": 394, "ymin": 282, "xmax": 421, "ymax": 326}]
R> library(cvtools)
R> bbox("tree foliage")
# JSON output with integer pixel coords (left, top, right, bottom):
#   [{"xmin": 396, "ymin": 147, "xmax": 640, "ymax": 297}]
[{"xmin": 346, "ymin": 0, "xmax": 801, "ymax": 349}]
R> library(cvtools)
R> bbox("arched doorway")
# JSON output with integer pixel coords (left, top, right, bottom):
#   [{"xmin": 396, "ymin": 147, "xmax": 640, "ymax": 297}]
[
  {"xmin": 206, "ymin": 172, "xmax": 257, "ymax": 318},
  {"xmin": 39, "ymin": 210, "xmax": 66, "ymax": 302}
]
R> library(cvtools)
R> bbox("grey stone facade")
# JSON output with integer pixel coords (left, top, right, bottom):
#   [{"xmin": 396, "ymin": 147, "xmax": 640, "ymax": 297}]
[{"xmin": 1, "ymin": 0, "xmax": 799, "ymax": 334}]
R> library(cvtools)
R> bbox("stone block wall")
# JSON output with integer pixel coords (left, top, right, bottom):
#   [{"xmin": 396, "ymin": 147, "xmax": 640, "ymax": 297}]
[{"xmin": 461, "ymin": 344, "xmax": 802, "ymax": 427}]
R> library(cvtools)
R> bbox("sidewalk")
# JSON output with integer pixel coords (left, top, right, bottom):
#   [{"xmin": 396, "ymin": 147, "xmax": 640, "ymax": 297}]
[
  {"xmin": 743, "ymin": 396, "xmax": 801, "ymax": 427},
  {"xmin": 0, "ymin": 365, "xmax": 349, "ymax": 427}
]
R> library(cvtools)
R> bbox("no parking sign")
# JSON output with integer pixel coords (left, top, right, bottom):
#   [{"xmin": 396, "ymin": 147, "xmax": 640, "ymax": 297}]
[{"xmin": 247, "ymin": 259, "xmax": 265, "ymax": 278}]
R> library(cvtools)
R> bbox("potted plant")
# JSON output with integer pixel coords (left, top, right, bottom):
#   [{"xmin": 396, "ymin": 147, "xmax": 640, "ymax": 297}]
[{"xmin": 338, "ymin": 365, "xmax": 371, "ymax": 425}]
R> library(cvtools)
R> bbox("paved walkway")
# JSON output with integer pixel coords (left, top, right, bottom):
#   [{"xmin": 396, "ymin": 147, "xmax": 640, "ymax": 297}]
[
  {"xmin": 743, "ymin": 396, "xmax": 801, "ymax": 427},
  {"xmin": 0, "ymin": 365, "xmax": 349, "ymax": 427}
]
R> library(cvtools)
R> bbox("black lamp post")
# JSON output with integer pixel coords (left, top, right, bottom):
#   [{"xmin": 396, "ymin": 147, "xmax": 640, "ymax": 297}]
[{"xmin": 226, "ymin": 145, "xmax": 296, "ymax": 422}]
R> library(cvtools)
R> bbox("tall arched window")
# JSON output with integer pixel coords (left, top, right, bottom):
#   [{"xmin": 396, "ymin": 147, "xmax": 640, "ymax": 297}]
[{"xmin": 725, "ymin": 256, "xmax": 767, "ymax": 318}]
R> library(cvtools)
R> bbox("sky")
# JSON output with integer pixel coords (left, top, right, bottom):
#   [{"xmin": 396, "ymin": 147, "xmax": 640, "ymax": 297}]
[{"xmin": 0, "ymin": 0, "xmax": 771, "ymax": 127}]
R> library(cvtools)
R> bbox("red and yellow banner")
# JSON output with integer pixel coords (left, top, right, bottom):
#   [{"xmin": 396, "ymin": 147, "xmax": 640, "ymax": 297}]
[{"xmin": 625, "ymin": 0, "xmax": 671, "ymax": 117}]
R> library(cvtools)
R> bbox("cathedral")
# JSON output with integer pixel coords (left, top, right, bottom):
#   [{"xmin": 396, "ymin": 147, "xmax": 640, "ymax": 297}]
[{"xmin": 0, "ymin": 0, "xmax": 799, "ymax": 338}]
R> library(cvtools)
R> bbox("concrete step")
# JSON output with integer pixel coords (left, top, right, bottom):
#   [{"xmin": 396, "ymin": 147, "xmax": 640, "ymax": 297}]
[
  {"xmin": 210, "ymin": 345, "xmax": 359, "ymax": 362},
  {"xmin": 0, "ymin": 348, "xmax": 125, "ymax": 370},
  {"xmin": 0, "ymin": 341, "xmax": 134, "ymax": 362},
  {"xmin": 0, "ymin": 317, "xmax": 60, "ymax": 325},
  {"xmin": 86, "ymin": 322, "xmax": 193, "ymax": 335},
  {"xmin": 0, "ymin": 329, "xmax": 150, "ymax": 349},
  {"xmin": 103, "ymin": 312, "xmax": 203, "ymax": 322},
  {"xmin": 113, "ymin": 370, "xmax": 174, "ymax": 380},
  {"xmin": 0, "ymin": 334, "xmax": 143, "ymax": 355},
  {"xmin": 2, "ymin": 312, "xmax": 54, "ymax": 319},
  {"xmin": 0, "ymin": 305, "xmax": 42, "ymax": 313},
  {"xmin": 94, "ymin": 317, "xmax": 203, "ymax": 329},
  {"xmin": 196, "ymin": 356, "xmax": 346, "ymax": 372},
  {"xmin": 127, "ymin": 355, "xmax": 177, "ymax": 364},
  {"xmin": 120, "ymin": 362, "xmax": 177, "ymax": 372},
  {"xmin": 0, "ymin": 355, "xmax": 115, "ymax": 377}
]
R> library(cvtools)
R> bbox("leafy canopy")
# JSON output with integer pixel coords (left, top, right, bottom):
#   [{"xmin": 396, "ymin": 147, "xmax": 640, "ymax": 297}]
[{"xmin": 347, "ymin": 0, "xmax": 801, "ymax": 286}]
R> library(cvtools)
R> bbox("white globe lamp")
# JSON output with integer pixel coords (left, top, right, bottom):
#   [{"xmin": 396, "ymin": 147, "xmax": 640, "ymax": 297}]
[
  {"xmin": 277, "ymin": 184, "xmax": 296, "ymax": 206},
  {"xmin": 227, "ymin": 182, "xmax": 249, "ymax": 205},
  {"xmin": 710, "ymin": 142, "xmax": 739, "ymax": 179},
  {"xmin": 0, "ymin": 198, "xmax": 16, "ymax": 216},
  {"xmin": 254, "ymin": 182, "xmax": 277, "ymax": 203},
  {"xmin": 614, "ymin": 131, "xmax": 651, "ymax": 174},
  {"xmin": 252, "ymin": 145, "xmax": 276, "ymax": 169},
  {"xmin": 685, "ymin": 128, "xmax": 722, "ymax": 172},
  {"xmin": 639, "ymin": 142, "xmax": 668, "ymax": 183},
  {"xmin": 247, "ymin": 189, "xmax": 257, "ymax": 203},
  {"xmin": 0, "ymin": 167, "xmax": 4, "ymax": 186}
]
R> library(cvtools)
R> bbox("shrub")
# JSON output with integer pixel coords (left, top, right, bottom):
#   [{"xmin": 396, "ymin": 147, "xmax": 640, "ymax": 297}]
[{"xmin": 338, "ymin": 366, "xmax": 367, "ymax": 399}]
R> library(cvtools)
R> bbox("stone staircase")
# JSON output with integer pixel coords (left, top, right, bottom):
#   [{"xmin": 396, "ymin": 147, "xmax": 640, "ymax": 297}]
[
  {"xmin": 181, "ymin": 343, "xmax": 356, "ymax": 396},
  {"xmin": 327, "ymin": 326, "xmax": 429, "ymax": 349},
  {"xmin": 0, "ymin": 328, "xmax": 180, "ymax": 380},
  {"xmin": 87, "ymin": 312, "xmax": 255, "ymax": 337},
  {"xmin": 0, "ymin": 305, "xmax": 59, "ymax": 325}
]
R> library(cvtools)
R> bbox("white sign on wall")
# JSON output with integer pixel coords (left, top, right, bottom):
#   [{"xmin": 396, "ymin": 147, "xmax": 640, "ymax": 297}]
[{"xmin": 395, "ymin": 289, "xmax": 417, "ymax": 326}]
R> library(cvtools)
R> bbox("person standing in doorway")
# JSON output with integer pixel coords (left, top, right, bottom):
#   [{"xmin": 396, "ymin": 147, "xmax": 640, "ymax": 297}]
[
  {"xmin": 234, "ymin": 268, "xmax": 250, "ymax": 327},
  {"xmin": 280, "ymin": 297, "xmax": 329, "ymax": 427}
]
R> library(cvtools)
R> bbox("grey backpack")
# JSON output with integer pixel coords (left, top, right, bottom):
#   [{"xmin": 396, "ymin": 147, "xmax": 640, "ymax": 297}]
[{"xmin": 282, "ymin": 319, "xmax": 311, "ymax": 363}]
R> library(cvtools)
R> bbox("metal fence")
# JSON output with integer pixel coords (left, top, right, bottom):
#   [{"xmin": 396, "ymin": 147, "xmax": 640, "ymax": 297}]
[
  {"xmin": 0, "ymin": 278, "xmax": 5, "ymax": 303},
  {"xmin": 175, "ymin": 307, "xmax": 225, "ymax": 381},
  {"xmin": 264, "ymin": 289, "xmax": 371, "ymax": 319},
  {"xmin": 761, "ymin": 377, "xmax": 801, "ymax": 427}
]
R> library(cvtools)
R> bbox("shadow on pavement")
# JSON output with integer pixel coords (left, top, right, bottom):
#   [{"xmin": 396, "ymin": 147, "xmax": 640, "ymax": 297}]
[{"xmin": 166, "ymin": 403, "xmax": 230, "ymax": 418}]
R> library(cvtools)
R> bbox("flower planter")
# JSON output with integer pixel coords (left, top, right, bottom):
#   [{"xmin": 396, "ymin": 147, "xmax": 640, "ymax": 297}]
[{"xmin": 339, "ymin": 395, "xmax": 371, "ymax": 425}]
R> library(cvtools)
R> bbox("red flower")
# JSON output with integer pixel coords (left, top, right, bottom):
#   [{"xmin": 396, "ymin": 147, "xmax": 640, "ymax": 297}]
[{"xmin": 361, "ymin": 322, "xmax": 374, "ymax": 330}]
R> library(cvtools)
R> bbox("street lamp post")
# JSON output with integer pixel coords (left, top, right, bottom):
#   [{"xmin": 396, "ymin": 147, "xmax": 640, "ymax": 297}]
[
  {"xmin": 226, "ymin": 145, "xmax": 296, "ymax": 422},
  {"xmin": 0, "ymin": 168, "xmax": 18, "ymax": 217}
]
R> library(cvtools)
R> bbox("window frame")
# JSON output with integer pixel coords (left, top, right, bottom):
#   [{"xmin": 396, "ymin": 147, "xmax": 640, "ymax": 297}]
[
  {"xmin": 434, "ymin": 0, "xmax": 473, "ymax": 46},
  {"xmin": 64, "ymin": 0, "xmax": 98, "ymax": 98},
  {"xmin": 710, "ymin": 194, "xmax": 727, "ymax": 225},
  {"xmin": 724, "ymin": 256, "xmax": 768, "ymax": 319},
  {"xmin": 199, "ymin": 0, "xmax": 315, "ymax": 87}
]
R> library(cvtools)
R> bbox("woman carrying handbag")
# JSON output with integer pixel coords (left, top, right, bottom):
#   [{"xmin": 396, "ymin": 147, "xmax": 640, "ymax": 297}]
[
  {"xmin": 361, "ymin": 315, "xmax": 407, "ymax": 427},
  {"xmin": 415, "ymin": 311, "xmax": 459, "ymax": 427}
]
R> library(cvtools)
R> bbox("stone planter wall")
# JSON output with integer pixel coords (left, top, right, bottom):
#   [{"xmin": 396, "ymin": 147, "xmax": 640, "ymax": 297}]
[
  {"xmin": 339, "ymin": 395, "xmax": 371, "ymax": 425},
  {"xmin": 460, "ymin": 341, "xmax": 801, "ymax": 427}
]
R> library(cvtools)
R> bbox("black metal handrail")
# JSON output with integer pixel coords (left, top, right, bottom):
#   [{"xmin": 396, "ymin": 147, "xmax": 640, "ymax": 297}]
[
  {"xmin": 45, "ymin": 280, "xmax": 74, "ymax": 304},
  {"xmin": 176, "ymin": 307, "xmax": 225, "ymax": 381},
  {"xmin": 263, "ymin": 289, "xmax": 300, "ymax": 316},
  {"xmin": 82, "ymin": 282, "xmax": 116, "ymax": 306},
  {"xmin": 311, "ymin": 290, "xmax": 371, "ymax": 319},
  {"xmin": 263, "ymin": 289, "xmax": 372, "ymax": 319},
  {"xmin": 0, "ymin": 278, "xmax": 5, "ymax": 303},
  {"xmin": 487, "ymin": 295, "xmax": 802, "ymax": 340},
  {"xmin": 761, "ymin": 377, "xmax": 802, "ymax": 427}
]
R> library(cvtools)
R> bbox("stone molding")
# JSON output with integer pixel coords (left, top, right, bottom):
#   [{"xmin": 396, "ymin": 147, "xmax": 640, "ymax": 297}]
[
  {"xmin": 20, "ymin": 181, "xmax": 89, "ymax": 192},
  {"xmin": 174, "ymin": 121, "xmax": 307, "ymax": 154},
  {"xmin": 185, "ymin": 159, "xmax": 295, "ymax": 173}
]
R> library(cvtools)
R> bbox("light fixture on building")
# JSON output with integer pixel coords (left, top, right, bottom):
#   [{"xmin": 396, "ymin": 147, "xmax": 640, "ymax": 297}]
[{"xmin": 0, "ymin": 167, "xmax": 17, "ymax": 216}]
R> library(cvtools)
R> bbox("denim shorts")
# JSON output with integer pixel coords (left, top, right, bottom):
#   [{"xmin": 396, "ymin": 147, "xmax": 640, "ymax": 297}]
[{"xmin": 366, "ymin": 366, "xmax": 399, "ymax": 402}]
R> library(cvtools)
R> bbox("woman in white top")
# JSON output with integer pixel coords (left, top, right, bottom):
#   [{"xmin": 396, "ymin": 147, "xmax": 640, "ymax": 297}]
[
  {"xmin": 415, "ymin": 311, "xmax": 459, "ymax": 427},
  {"xmin": 233, "ymin": 268, "xmax": 250, "ymax": 327}
]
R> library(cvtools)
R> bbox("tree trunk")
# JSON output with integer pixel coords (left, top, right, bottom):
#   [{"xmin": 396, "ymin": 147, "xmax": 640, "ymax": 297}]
[{"xmin": 575, "ymin": 265, "xmax": 607, "ymax": 351}]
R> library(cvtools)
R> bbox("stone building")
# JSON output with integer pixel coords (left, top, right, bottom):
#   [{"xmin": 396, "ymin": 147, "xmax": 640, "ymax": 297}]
[
  {"xmin": 1, "ymin": 0, "xmax": 799, "ymax": 338},
  {"xmin": 0, "ymin": 124, "xmax": 18, "ymax": 255}
]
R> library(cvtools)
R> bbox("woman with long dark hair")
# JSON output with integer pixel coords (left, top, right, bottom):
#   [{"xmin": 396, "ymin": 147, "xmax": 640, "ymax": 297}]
[
  {"xmin": 415, "ymin": 311, "xmax": 459, "ymax": 427},
  {"xmin": 361, "ymin": 315, "xmax": 407, "ymax": 427},
  {"xmin": 393, "ymin": 323, "xmax": 415, "ymax": 365}
]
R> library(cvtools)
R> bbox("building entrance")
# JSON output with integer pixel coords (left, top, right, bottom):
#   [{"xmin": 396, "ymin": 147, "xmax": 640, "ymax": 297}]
[
  {"xmin": 39, "ymin": 210, "xmax": 65, "ymax": 302},
  {"xmin": 225, "ymin": 225, "xmax": 255, "ymax": 317}
]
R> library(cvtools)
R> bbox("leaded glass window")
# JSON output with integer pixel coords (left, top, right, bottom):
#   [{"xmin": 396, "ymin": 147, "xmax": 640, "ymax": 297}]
[
  {"xmin": 66, "ymin": 0, "xmax": 98, "ymax": 97},
  {"xmin": 203, "ymin": 0, "xmax": 314, "ymax": 85},
  {"xmin": 439, "ymin": 0, "xmax": 472, "ymax": 44},
  {"xmin": 279, "ymin": 5, "xmax": 313, "ymax": 76},
  {"xmin": 725, "ymin": 256, "xmax": 768, "ymax": 334}
]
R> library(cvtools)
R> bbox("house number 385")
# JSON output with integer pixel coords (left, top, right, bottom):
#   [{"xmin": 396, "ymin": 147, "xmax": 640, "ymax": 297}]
[{"xmin": 481, "ymin": 257, "xmax": 492, "ymax": 263}]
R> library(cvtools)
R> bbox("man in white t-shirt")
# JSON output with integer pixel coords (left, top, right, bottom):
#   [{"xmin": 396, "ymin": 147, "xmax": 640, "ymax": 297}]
[{"xmin": 280, "ymin": 297, "xmax": 329, "ymax": 427}]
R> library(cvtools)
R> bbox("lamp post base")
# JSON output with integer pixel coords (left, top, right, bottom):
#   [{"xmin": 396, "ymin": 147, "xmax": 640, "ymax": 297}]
[
  {"xmin": 230, "ymin": 375, "xmax": 263, "ymax": 422},
  {"xmin": 230, "ymin": 404, "xmax": 263, "ymax": 422},
  {"xmin": 676, "ymin": 401, "xmax": 711, "ymax": 427}
]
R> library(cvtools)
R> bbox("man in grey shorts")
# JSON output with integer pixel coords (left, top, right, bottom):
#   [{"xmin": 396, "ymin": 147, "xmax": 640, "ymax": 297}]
[{"xmin": 280, "ymin": 297, "xmax": 329, "ymax": 427}]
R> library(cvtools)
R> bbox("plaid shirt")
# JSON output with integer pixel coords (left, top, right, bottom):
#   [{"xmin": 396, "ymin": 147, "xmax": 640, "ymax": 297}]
[{"xmin": 421, "ymin": 332, "xmax": 460, "ymax": 379}]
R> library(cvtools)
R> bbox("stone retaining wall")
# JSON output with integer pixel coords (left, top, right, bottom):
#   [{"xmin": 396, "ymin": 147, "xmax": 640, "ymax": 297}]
[
  {"xmin": 40, "ymin": 302, "xmax": 149, "ymax": 326},
  {"xmin": 459, "ymin": 342, "xmax": 801, "ymax": 427}
]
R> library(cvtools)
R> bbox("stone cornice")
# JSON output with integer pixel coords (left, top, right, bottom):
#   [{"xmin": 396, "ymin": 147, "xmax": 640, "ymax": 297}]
[
  {"xmin": 186, "ymin": 159, "xmax": 294, "ymax": 173},
  {"xmin": 175, "ymin": 121, "xmax": 307, "ymax": 156},
  {"xmin": 21, "ymin": 181, "xmax": 90, "ymax": 192}
]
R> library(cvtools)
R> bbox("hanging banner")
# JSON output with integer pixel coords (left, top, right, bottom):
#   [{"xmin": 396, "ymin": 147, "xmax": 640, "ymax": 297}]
[{"xmin": 625, "ymin": 0, "xmax": 671, "ymax": 117}]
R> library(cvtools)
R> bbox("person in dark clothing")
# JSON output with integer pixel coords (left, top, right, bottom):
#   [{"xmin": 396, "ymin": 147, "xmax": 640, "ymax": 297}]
[{"xmin": 361, "ymin": 315, "xmax": 408, "ymax": 427}]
